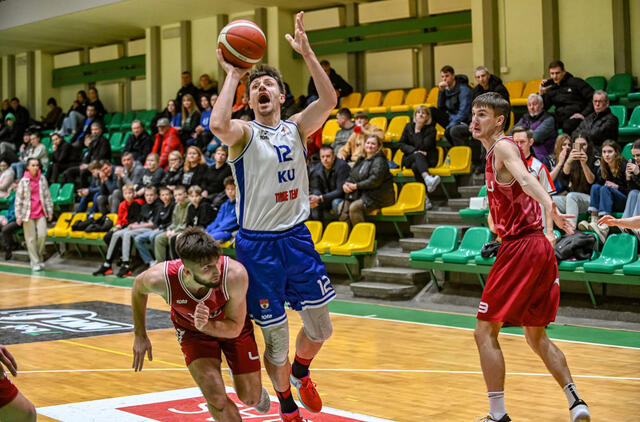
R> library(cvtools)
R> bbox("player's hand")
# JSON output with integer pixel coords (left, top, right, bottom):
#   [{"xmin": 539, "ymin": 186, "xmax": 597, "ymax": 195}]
[
  {"xmin": 597, "ymin": 215, "xmax": 618, "ymax": 227},
  {"xmin": 216, "ymin": 48, "xmax": 250, "ymax": 78},
  {"xmin": 0, "ymin": 345, "xmax": 18, "ymax": 377},
  {"xmin": 132, "ymin": 335, "xmax": 153, "ymax": 372},
  {"xmin": 545, "ymin": 231, "xmax": 557, "ymax": 246},
  {"xmin": 550, "ymin": 202, "xmax": 575, "ymax": 235},
  {"xmin": 285, "ymin": 12, "xmax": 312, "ymax": 56},
  {"xmin": 194, "ymin": 302, "xmax": 210, "ymax": 332}
]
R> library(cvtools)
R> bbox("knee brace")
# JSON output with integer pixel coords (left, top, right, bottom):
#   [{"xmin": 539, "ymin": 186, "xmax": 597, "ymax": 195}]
[
  {"xmin": 260, "ymin": 323, "xmax": 290, "ymax": 366},
  {"xmin": 299, "ymin": 305, "xmax": 333, "ymax": 343}
]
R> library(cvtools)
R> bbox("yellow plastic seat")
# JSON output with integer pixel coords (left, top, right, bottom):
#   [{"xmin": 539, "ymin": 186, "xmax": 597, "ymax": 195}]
[
  {"xmin": 70, "ymin": 213, "xmax": 102, "ymax": 239},
  {"xmin": 55, "ymin": 213, "xmax": 85, "ymax": 238},
  {"xmin": 369, "ymin": 89, "xmax": 404, "ymax": 114},
  {"xmin": 425, "ymin": 87, "xmax": 439, "ymax": 107},
  {"xmin": 47, "ymin": 212, "xmax": 73, "ymax": 237},
  {"xmin": 219, "ymin": 240, "xmax": 234, "ymax": 248},
  {"xmin": 381, "ymin": 183, "xmax": 426, "ymax": 215},
  {"xmin": 435, "ymin": 123, "xmax": 445, "ymax": 140},
  {"xmin": 331, "ymin": 92, "xmax": 362, "ymax": 115},
  {"xmin": 401, "ymin": 145, "xmax": 445, "ymax": 177},
  {"xmin": 322, "ymin": 119, "xmax": 340, "ymax": 144},
  {"xmin": 369, "ymin": 116, "xmax": 388, "ymax": 133},
  {"xmin": 314, "ymin": 221, "xmax": 349, "ymax": 254},
  {"xmin": 429, "ymin": 146, "xmax": 472, "ymax": 177},
  {"xmin": 382, "ymin": 147, "xmax": 392, "ymax": 161},
  {"xmin": 385, "ymin": 115, "xmax": 410, "ymax": 142},
  {"xmin": 304, "ymin": 220, "xmax": 323, "ymax": 244},
  {"xmin": 351, "ymin": 91, "xmax": 382, "ymax": 113},
  {"xmin": 511, "ymin": 79, "xmax": 542, "ymax": 106},
  {"xmin": 390, "ymin": 88, "xmax": 427, "ymax": 113},
  {"xmin": 329, "ymin": 222, "xmax": 376, "ymax": 256},
  {"xmin": 504, "ymin": 81, "xmax": 524, "ymax": 100},
  {"xmin": 389, "ymin": 149, "xmax": 404, "ymax": 176}
]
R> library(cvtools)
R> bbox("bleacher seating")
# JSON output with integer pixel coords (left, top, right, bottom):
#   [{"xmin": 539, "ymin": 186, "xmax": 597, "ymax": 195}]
[
  {"xmin": 384, "ymin": 115, "xmax": 410, "ymax": 143},
  {"xmin": 369, "ymin": 89, "xmax": 404, "ymax": 114},
  {"xmin": 619, "ymin": 106, "xmax": 640, "ymax": 137},
  {"xmin": 314, "ymin": 221, "xmax": 349, "ymax": 254},
  {"xmin": 459, "ymin": 185, "xmax": 489, "ymax": 224},
  {"xmin": 583, "ymin": 233, "xmax": 637, "ymax": 274},
  {"xmin": 441, "ymin": 226, "xmax": 492, "ymax": 263},
  {"xmin": 322, "ymin": 119, "xmax": 340, "ymax": 144},
  {"xmin": 106, "ymin": 112, "xmax": 123, "ymax": 131},
  {"xmin": 511, "ymin": 79, "xmax": 542, "ymax": 106},
  {"xmin": 351, "ymin": 91, "xmax": 382, "ymax": 113},
  {"xmin": 369, "ymin": 116, "xmax": 388, "ymax": 133},
  {"xmin": 503, "ymin": 81, "xmax": 524, "ymax": 100},
  {"xmin": 304, "ymin": 220, "xmax": 323, "ymax": 244},
  {"xmin": 390, "ymin": 88, "xmax": 426, "ymax": 113},
  {"xmin": 610, "ymin": 105, "xmax": 627, "ymax": 127},
  {"xmin": 585, "ymin": 76, "xmax": 606, "ymax": 91},
  {"xmin": 606, "ymin": 73, "xmax": 632, "ymax": 101},
  {"xmin": 331, "ymin": 92, "xmax": 362, "ymax": 115}
]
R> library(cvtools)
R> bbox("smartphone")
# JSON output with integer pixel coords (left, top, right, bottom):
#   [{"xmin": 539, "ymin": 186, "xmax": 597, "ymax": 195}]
[{"xmin": 542, "ymin": 79, "xmax": 554, "ymax": 87}]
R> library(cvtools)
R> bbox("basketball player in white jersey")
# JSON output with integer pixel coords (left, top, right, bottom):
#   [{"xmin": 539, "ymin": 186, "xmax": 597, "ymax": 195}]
[{"xmin": 211, "ymin": 12, "xmax": 336, "ymax": 422}]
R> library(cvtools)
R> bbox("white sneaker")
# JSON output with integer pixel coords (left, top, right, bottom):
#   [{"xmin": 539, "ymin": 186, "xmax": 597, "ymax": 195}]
[
  {"xmin": 589, "ymin": 221, "xmax": 609, "ymax": 244},
  {"xmin": 424, "ymin": 175, "xmax": 441, "ymax": 193},
  {"xmin": 577, "ymin": 220, "xmax": 591, "ymax": 231},
  {"xmin": 424, "ymin": 198, "xmax": 433, "ymax": 210},
  {"xmin": 570, "ymin": 400, "xmax": 590, "ymax": 421}
]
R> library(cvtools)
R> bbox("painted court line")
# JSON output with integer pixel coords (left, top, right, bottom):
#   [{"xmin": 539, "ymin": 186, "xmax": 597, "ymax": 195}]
[{"xmin": 0, "ymin": 284, "xmax": 79, "ymax": 293}]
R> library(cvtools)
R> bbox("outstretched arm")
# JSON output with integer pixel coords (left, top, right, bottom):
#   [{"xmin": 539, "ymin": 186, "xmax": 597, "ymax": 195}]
[
  {"xmin": 287, "ymin": 12, "xmax": 337, "ymax": 138},
  {"xmin": 599, "ymin": 215, "xmax": 640, "ymax": 230}
]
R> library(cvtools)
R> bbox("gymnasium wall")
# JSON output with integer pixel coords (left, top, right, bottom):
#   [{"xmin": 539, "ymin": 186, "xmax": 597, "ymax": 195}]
[
  {"xmin": 630, "ymin": 0, "xmax": 640, "ymax": 83},
  {"xmin": 160, "ymin": 24, "xmax": 182, "ymax": 107}
]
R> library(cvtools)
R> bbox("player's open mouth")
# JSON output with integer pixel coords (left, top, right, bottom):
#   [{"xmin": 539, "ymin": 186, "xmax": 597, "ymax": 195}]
[{"xmin": 258, "ymin": 94, "xmax": 270, "ymax": 104}]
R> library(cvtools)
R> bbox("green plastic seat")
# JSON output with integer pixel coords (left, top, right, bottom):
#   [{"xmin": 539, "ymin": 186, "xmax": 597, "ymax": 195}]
[
  {"xmin": 606, "ymin": 73, "xmax": 632, "ymax": 101},
  {"xmin": 622, "ymin": 257, "xmax": 640, "ymax": 275},
  {"xmin": 109, "ymin": 132, "xmax": 124, "ymax": 153},
  {"xmin": 609, "ymin": 105, "xmax": 627, "ymax": 128},
  {"xmin": 119, "ymin": 111, "xmax": 137, "ymax": 131},
  {"xmin": 627, "ymin": 92, "xmax": 640, "ymax": 101},
  {"xmin": 622, "ymin": 143, "xmax": 633, "ymax": 160},
  {"xmin": 459, "ymin": 185, "xmax": 489, "ymax": 221},
  {"xmin": 103, "ymin": 113, "xmax": 113, "ymax": 125},
  {"xmin": 410, "ymin": 225, "xmax": 458, "ymax": 262},
  {"xmin": 106, "ymin": 112, "xmax": 123, "ymax": 131},
  {"xmin": 49, "ymin": 183, "xmax": 60, "ymax": 200},
  {"xmin": 583, "ymin": 233, "xmax": 637, "ymax": 274},
  {"xmin": 619, "ymin": 106, "xmax": 640, "ymax": 137},
  {"xmin": 442, "ymin": 226, "xmax": 492, "ymax": 263},
  {"xmin": 557, "ymin": 232, "xmax": 598, "ymax": 271},
  {"xmin": 0, "ymin": 191, "xmax": 15, "ymax": 206},
  {"xmin": 585, "ymin": 76, "xmax": 606, "ymax": 91},
  {"xmin": 475, "ymin": 255, "xmax": 496, "ymax": 266},
  {"xmin": 55, "ymin": 183, "xmax": 75, "ymax": 205},
  {"xmin": 41, "ymin": 136, "xmax": 53, "ymax": 154}
]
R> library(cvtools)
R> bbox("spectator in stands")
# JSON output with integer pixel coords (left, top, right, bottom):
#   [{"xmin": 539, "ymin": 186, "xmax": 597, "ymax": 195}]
[
  {"xmin": 63, "ymin": 122, "xmax": 111, "ymax": 187},
  {"xmin": 0, "ymin": 159, "xmax": 14, "ymax": 199},
  {"xmin": 176, "ymin": 71, "xmax": 200, "ymax": 107},
  {"xmin": 0, "ymin": 113, "xmax": 20, "ymax": 156},
  {"xmin": 281, "ymin": 81, "xmax": 301, "ymax": 120},
  {"xmin": 572, "ymin": 90, "xmax": 619, "ymax": 149},
  {"xmin": 150, "ymin": 100, "xmax": 181, "ymax": 134},
  {"xmin": 544, "ymin": 133, "xmax": 572, "ymax": 196},
  {"xmin": 75, "ymin": 161, "xmax": 102, "ymax": 214},
  {"xmin": 339, "ymin": 134, "xmax": 395, "ymax": 227},
  {"xmin": 511, "ymin": 93, "xmax": 556, "ymax": 161},
  {"xmin": 338, "ymin": 112, "xmax": 384, "ymax": 165},
  {"xmin": 70, "ymin": 104, "xmax": 99, "ymax": 144},
  {"xmin": 39, "ymin": 97, "xmax": 62, "ymax": 130},
  {"xmin": 181, "ymin": 146, "xmax": 208, "ymax": 191},
  {"xmin": 123, "ymin": 120, "xmax": 153, "ymax": 164},
  {"xmin": 138, "ymin": 153, "xmax": 165, "ymax": 195},
  {"xmin": 134, "ymin": 186, "xmax": 174, "ymax": 267},
  {"xmin": 307, "ymin": 60, "xmax": 353, "ymax": 106},
  {"xmin": 0, "ymin": 191, "xmax": 18, "ymax": 260},
  {"xmin": 333, "ymin": 108, "xmax": 355, "ymax": 155},
  {"xmin": 232, "ymin": 74, "xmax": 249, "ymax": 113},
  {"xmin": 471, "ymin": 66, "xmax": 510, "ymax": 102},
  {"xmin": 192, "ymin": 94, "xmax": 215, "ymax": 150},
  {"xmin": 1, "ymin": 99, "xmax": 9, "ymax": 121},
  {"xmin": 552, "ymin": 134, "xmax": 597, "ymax": 232},
  {"xmin": 621, "ymin": 140, "xmax": 640, "ymax": 221},
  {"xmin": 231, "ymin": 91, "xmax": 254, "ymax": 121},
  {"xmin": 59, "ymin": 91, "xmax": 88, "ymax": 135},
  {"xmin": 96, "ymin": 160, "xmax": 120, "ymax": 214},
  {"xmin": 88, "ymin": 87, "xmax": 107, "ymax": 119},
  {"xmin": 15, "ymin": 158, "xmax": 54, "ymax": 271},
  {"xmin": 11, "ymin": 132, "xmax": 48, "ymax": 179},
  {"xmin": 398, "ymin": 105, "xmax": 440, "ymax": 203},
  {"xmin": 185, "ymin": 185, "xmax": 214, "ymax": 228},
  {"xmin": 115, "ymin": 152, "xmax": 144, "ymax": 198},
  {"xmin": 161, "ymin": 150, "xmax": 184, "ymax": 189},
  {"xmin": 577, "ymin": 139, "xmax": 627, "ymax": 242},
  {"xmin": 47, "ymin": 132, "xmax": 75, "ymax": 184},
  {"xmin": 179, "ymin": 94, "xmax": 201, "ymax": 145},
  {"xmin": 198, "ymin": 73, "xmax": 218, "ymax": 99},
  {"xmin": 205, "ymin": 176, "xmax": 238, "ymax": 242},
  {"xmin": 152, "ymin": 117, "xmax": 183, "ymax": 169},
  {"xmin": 93, "ymin": 183, "xmax": 144, "ymax": 276},
  {"xmin": 540, "ymin": 60, "xmax": 594, "ymax": 134},
  {"xmin": 9, "ymin": 97, "xmax": 31, "ymax": 138},
  {"xmin": 203, "ymin": 146, "xmax": 232, "ymax": 199},
  {"xmin": 154, "ymin": 185, "xmax": 190, "ymax": 262},
  {"xmin": 431, "ymin": 65, "xmax": 473, "ymax": 146},
  {"xmin": 309, "ymin": 145, "xmax": 349, "ymax": 222}
]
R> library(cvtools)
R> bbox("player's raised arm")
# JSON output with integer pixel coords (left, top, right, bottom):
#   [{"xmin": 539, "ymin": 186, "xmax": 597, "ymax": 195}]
[
  {"xmin": 210, "ymin": 49, "xmax": 252, "ymax": 156},
  {"xmin": 287, "ymin": 11, "xmax": 337, "ymax": 138}
]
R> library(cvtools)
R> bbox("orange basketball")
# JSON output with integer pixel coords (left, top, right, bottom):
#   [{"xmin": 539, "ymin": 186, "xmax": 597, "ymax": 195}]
[{"xmin": 217, "ymin": 20, "xmax": 266, "ymax": 68}]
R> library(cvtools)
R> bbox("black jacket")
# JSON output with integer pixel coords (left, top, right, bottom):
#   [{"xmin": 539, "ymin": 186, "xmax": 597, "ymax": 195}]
[
  {"xmin": 84, "ymin": 135, "xmax": 111, "ymax": 163},
  {"xmin": 0, "ymin": 125, "xmax": 21, "ymax": 150},
  {"xmin": 309, "ymin": 158, "xmax": 350, "ymax": 203},
  {"xmin": 162, "ymin": 167, "xmax": 183, "ymax": 187},
  {"xmin": 204, "ymin": 163, "xmax": 232, "ymax": 196},
  {"xmin": 595, "ymin": 161, "xmax": 628, "ymax": 195},
  {"xmin": 181, "ymin": 164, "xmax": 208, "ymax": 189},
  {"xmin": 141, "ymin": 167, "xmax": 165, "ymax": 188},
  {"xmin": 573, "ymin": 107, "xmax": 619, "ymax": 149},
  {"xmin": 346, "ymin": 151, "xmax": 395, "ymax": 210},
  {"xmin": 50, "ymin": 139, "xmax": 76, "ymax": 167},
  {"xmin": 139, "ymin": 199, "xmax": 162, "ymax": 223},
  {"xmin": 471, "ymin": 74, "xmax": 510, "ymax": 103},
  {"xmin": 398, "ymin": 121, "xmax": 438, "ymax": 168},
  {"xmin": 543, "ymin": 72, "xmax": 594, "ymax": 122},
  {"xmin": 153, "ymin": 201, "xmax": 175, "ymax": 229},
  {"xmin": 308, "ymin": 68, "xmax": 353, "ymax": 99},
  {"xmin": 89, "ymin": 100, "xmax": 107, "ymax": 119},
  {"xmin": 123, "ymin": 131, "xmax": 154, "ymax": 164},
  {"xmin": 187, "ymin": 199, "xmax": 215, "ymax": 228},
  {"xmin": 175, "ymin": 83, "xmax": 200, "ymax": 107}
]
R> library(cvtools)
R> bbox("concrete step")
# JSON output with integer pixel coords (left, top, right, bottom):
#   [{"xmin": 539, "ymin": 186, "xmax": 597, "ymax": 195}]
[
  {"xmin": 399, "ymin": 237, "xmax": 429, "ymax": 252},
  {"xmin": 350, "ymin": 282, "xmax": 422, "ymax": 300},
  {"xmin": 427, "ymin": 210, "xmax": 465, "ymax": 224},
  {"xmin": 410, "ymin": 223, "xmax": 470, "ymax": 239},
  {"xmin": 11, "ymin": 250, "xmax": 30, "ymax": 263},
  {"xmin": 360, "ymin": 266, "xmax": 429, "ymax": 285},
  {"xmin": 458, "ymin": 185, "xmax": 484, "ymax": 198},
  {"xmin": 376, "ymin": 249, "xmax": 412, "ymax": 268},
  {"xmin": 447, "ymin": 198, "xmax": 470, "ymax": 211}
]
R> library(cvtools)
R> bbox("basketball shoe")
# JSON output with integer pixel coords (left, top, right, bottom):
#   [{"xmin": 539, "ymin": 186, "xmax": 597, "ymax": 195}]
[
  {"xmin": 475, "ymin": 414, "xmax": 511, "ymax": 422},
  {"xmin": 570, "ymin": 400, "xmax": 591, "ymax": 421},
  {"xmin": 93, "ymin": 262, "xmax": 112, "ymax": 276},
  {"xmin": 289, "ymin": 372, "xmax": 322, "ymax": 413},
  {"xmin": 280, "ymin": 409, "xmax": 309, "ymax": 422}
]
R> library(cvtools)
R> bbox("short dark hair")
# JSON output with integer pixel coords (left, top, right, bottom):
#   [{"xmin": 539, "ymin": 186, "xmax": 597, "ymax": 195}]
[
  {"xmin": 223, "ymin": 176, "xmax": 235, "ymax": 187},
  {"xmin": 174, "ymin": 185, "xmax": 186, "ymax": 193},
  {"xmin": 99, "ymin": 159, "xmax": 112, "ymax": 168},
  {"xmin": 319, "ymin": 145, "xmax": 334, "ymax": 154},
  {"xmin": 176, "ymin": 227, "xmax": 221, "ymax": 265},
  {"xmin": 472, "ymin": 92, "xmax": 511, "ymax": 124},
  {"xmin": 336, "ymin": 108, "xmax": 352, "ymax": 119},
  {"xmin": 440, "ymin": 65, "xmax": 455, "ymax": 74},
  {"xmin": 29, "ymin": 132, "xmax": 41, "ymax": 140},
  {"xmin": 632, "ymin": 139, "xmax": 640, "ymax": 151},
  {"xmin": 26, "ymin": 158, "xmax": 40, "ymax": 168},
  {"xmin": 354, "ymin": 111, "xmax": 369, "ymax": 120},
  {"xmin": 159, "ymin": 186, "xmax": 171, "ymax": 195},
  {"xmin": 511, "ymin": 126, "xmax": 533, "ymax": 140},
  {"xmin": 86, "ymin": 104, "xmax": 96, "ymax": 110},
  {"xmin": 47, "ymin": 97, "xmax": 57, "ymax": 106},
  {"xmin": 548, "ymin": 60, "xmax": 565, "ymax": 70},
  {"xmin": 88, "ymin": 161, "xmax": 101, "ymax": 171},
  {"xmin": 10, "ymin": 97, "xmax": 19, "ymax": 103},
  {"xmin": 144, "ymin": 185, "xmax": 158, "ymax": 194},
  {"xmin": 121, "ymin": 152, "xmax": 134, "ymax": 160},
  {"xmin": 249, "ymin": 64, "xmax": 285, "ymax": 94},
  {"xmin": 182, "ymin": 71, "xmax": 191, "ymax": 75},
  {"xmin": 320, "ymin": 60, "xmax": 330, "ymax": 67}
]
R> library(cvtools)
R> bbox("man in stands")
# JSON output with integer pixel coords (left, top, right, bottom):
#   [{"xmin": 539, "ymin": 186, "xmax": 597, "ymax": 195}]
[
  {"xmin": 123, "ymin": 120, "xmax": 154, "ymax": 164},
  {"xmin": 337, "ymin": 112, "xmax": 384, "ymax": 165},
  {"xmin": 114, "ymin": 152, "xmax": 144, "ymax": 203},
  {"xmin": 8, "ymin": 98, "xmax": 30, "ymax": 139},
  {"xmin": 63, "ymin": 122, "xmax": 111, "ymax": 187},
  {"xmin": 71, "ymin": 104, "xmax": 99, "ymax": 144},
  {"xmin": 198, "ymin": 73, "xmax": 218, "ymax": 99},
  {"xmin": 572, "ymin": 90, "xmax": 618, "ymax": 149},
  {"xmin": 307, "ymin": 60, "xmax": 352, "ymax": 105},
  {"xmin": 512, "ymin": 93, "xmax": 556, "ymax": 160},
  {"xmin": 96, "ymin": 160, "xmax": 120, "ymax": 214},
  {"xmin": 332, "ymin": 108, "xmax": 355, "ymax": 154},
  {"xmin": 176, "ymin": 71, "xmax": 200, "ymax": 107},
  {"xmin": 309, "ymin": 146, "xmax": 350, "ymax": 223},
  {"xmin": 152, "ymin": 118, "xmax": 183, "ymax": 169},
  {"xmin": 472, "ymin": 66, "xmax": 510, "ymax": 102},
  {"xmin": 540, "ymin": 60, "xmax": 594, "ymax": 134},
  {"xmin": 430, "ymin": 65, "xmax": 473, "ymax": 146}
]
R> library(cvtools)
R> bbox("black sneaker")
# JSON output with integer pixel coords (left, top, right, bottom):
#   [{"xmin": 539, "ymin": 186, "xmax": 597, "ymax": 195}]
[
  {"xmin": 117, "ymin": 263, "xmax": 132, "ymax": 278},
  {"xmin": 93, "ymin": 263, "xmax": 112, "ymax": 276},
  {"xmin": 475, "ymin": 414, "xmax": 511, "ymax": 422}
]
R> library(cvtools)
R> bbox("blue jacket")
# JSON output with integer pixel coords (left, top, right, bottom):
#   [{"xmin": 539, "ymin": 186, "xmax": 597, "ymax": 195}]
[
  {"xmin": 199, "ymin": 109, "xmax": 212, "ymax": 133},
  {"xmin": 205, "ymin": 199, "xmax": 238, "ymax": 242},
  {"xmin": 5, "ymin": 199, "xmax": 16, "ymax": 223},
  {"xmin": 437, "ymin": 74, "xmax": 472, "ymax": 128}
]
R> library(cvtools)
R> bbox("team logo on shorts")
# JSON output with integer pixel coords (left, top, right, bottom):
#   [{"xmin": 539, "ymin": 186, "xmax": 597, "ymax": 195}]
[
  {"xmin": 478, "ymin": 301, "xmax": 489, "ymax": 313},
  {"xmin": 259, "ymin": 299, "xmax": 269, "ymax": 309}
]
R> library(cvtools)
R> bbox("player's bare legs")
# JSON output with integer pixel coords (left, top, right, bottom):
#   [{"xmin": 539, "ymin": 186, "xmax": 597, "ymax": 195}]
[
  {"xmin": 474, "ymin": 320, "xmax": 505, "ymax": 391},
  {"xmin": 0, "ymin": 392, "xmax": 36, "ymax": 422},
  {"xmin": 232, "ymin": 371, "xmax": 266, "ymax": 409},
  {"xmin": 523, "ymin": 326, "xmax": 572, "ymax": 386},
  {"xmin": 295, "ymin": 328, "xmax": 324, "ymax": 362},
  {"xmin": 187, "ymin": 358, "xmax": 242, "ymax": 421}
]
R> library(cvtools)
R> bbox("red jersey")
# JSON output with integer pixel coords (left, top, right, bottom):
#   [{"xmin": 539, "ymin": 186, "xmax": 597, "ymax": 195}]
[
  {"xmin": 163, "ymin": 257, "xmax": 230, "ymax": 332},
  {"xmin": 486, "ymin": 138, "xmax": 542, "ymax": 238}
]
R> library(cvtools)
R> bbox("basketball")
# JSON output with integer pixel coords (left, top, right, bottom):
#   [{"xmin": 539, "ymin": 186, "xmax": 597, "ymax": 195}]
[{"xmin": 217, "ymin": 20, "xmax": 266, "ymax": 68}]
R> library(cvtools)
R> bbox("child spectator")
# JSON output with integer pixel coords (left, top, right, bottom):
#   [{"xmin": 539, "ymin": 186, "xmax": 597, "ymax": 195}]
[
  {"xmin": 75, "ymin": 161, "xmax": 102, "ymax": 214},
  {"xmin": 137, "ymin": 153, "xmax": 165, "ymax": 197},
  {"xmin": 205, "ymin": 176, "xmax": 238, "ymax": 242},
  {"xmin": 181, "ymin": 146, "xmax": 208, "ymax": 191},
  {"xmin": 161, "ymin": 150, "xmax": 183, "ymax": 189},
  {"xmin": 153, "ymin": 185, "xmax": 189, "ymax": 262},
  {"xmin": 134, "ymin": 186, "xmax": 174, "ymax": 267},
  {"xmin": 179, "ymin": 94, "xmax": 201, "ymax": 144}
]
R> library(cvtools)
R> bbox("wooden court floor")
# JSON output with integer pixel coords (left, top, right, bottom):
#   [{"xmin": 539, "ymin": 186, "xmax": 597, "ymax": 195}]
[{"xmin": 0, "ymin": 270, "xmax": 639, "ymax": 421}]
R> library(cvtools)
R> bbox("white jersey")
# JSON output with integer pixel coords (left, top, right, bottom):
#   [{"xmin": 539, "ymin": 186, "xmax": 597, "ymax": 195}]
[{"xmin": 229, "ymin": 120, "xmax": 310, "ymax": 232}]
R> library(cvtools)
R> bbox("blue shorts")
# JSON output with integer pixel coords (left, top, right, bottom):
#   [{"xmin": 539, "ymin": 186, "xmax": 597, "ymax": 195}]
[{"xmin": 235, "ymin": 223, "xmax": 335, "ymax": 328}]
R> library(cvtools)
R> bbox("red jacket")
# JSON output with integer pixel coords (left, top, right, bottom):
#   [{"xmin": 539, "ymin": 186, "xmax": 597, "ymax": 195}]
[
  {"xmin": 152, "ymin": 127, "xmax": 183, "ymax": 169},
  {"xmin": 116, "ymin": 198, "xmax": 144, "ymax": 227}
]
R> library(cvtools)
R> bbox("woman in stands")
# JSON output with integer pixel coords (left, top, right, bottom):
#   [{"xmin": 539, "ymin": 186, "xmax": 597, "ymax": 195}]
[
  {"xmin": 339, "ymin": 134, "xmax": 395, "ymax": 227},
  {"xmin": 88, "ymin": 87, "xmax": 107, "ymax": 119},
  {"xmin": 58, "ymin": 90, "xmax": 89, "ymax": 136},
  {"xmin": 181, "ymin": 146, "xmax": 208, "ymax": 192},
  {"xmin": 192, "ymin": 94, "xmax": 214, "ymax": 150},
  {"xmin": 15, "ymin": 158, "xmax": 54, "ymax": 271},
  {"xmin": 545, "ymin": 133, "xmax": 572, "ymax": 195},
  {"xmin": 46, "ymin": 132, "xmax": 74, "ymax": 184},
  {"xmin": 398, "ymin": 105, "xmax": 440, "ymax": 209},
  {"xmin": 179, "ymin": 94, "xmax": 201, "ymax": 144},
  {"xmin": 162, "ymin": 150, "xmax": 184, "ymax": 190},
  {"xmin": 578, "ymin": 139, "xmax": 628, "ymax": 242}
]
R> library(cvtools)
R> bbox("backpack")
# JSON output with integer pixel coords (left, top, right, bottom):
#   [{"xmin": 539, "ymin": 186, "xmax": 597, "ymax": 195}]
[
  {"xmin": 554, "ymin": 232, "xmax": 596, "ymax": 262},
  {"xmin": 84, "ymin": 215, "xmax": 113, "ymax": 233},
  {"xmin": 71, "ymin": 218, "xmax": 92, "ymax": 232},
  {"xmin": 481, "ymin": 241, "xmax": 501, "ymax": 258}
]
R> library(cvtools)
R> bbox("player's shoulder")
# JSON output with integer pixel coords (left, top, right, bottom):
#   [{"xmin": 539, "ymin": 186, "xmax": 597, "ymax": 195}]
[{"xmin": 225, "ymin": 257, "xmax": 248, "ymax": 283}]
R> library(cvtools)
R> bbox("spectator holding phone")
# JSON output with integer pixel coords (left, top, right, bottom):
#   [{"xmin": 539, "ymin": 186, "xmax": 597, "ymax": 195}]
[{"xmin": 619, "ymin": 139, "xmax": 640, "ymax": 221}]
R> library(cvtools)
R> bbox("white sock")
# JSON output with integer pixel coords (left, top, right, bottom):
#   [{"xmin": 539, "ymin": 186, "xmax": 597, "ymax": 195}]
[
  {"xmin": 488, "ymin": 391, "xmax": 506, "ymax": 418},
  {"xmin": 563, "ymin": 382, "xmax": 582, "ymax": 408}
]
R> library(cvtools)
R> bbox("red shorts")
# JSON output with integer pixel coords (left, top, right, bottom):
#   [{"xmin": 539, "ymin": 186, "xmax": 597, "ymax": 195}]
[
  {"xmin": 0, "ymin": 374, "xmax": 19, "ymax": 408},
  {"xmin": 477, "ymin": 231, "xmax": 559, "ymax": 326},
  {"xmin": 174, "ymin": 316, "xmax": 261, "ymax": 374}
]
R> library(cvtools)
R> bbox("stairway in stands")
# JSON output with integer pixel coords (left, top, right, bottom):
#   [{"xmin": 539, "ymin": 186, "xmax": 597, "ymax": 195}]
[{"xmin": 350, "ymin": 176, "xmax": 484, "ymax": 300}]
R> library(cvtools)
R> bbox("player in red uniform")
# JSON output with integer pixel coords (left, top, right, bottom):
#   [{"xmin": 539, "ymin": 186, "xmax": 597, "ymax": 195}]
[
  {"xmin": 132, "ymin": 227, "xmax": 270, "ymax": 421},
  {"xmin": 0, "ymin": 344, "xmax": 36, "ymax": 421},
  {"xmin": 470, "ymin": 92, "xmax": 590, "ymax": 422}
]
